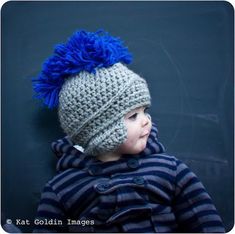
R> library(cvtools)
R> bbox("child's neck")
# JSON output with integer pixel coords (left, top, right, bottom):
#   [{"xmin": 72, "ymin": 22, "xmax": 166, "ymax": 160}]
[{"xmin": 97, "ymin": 151, "xmax": 122, "ymax": 162}]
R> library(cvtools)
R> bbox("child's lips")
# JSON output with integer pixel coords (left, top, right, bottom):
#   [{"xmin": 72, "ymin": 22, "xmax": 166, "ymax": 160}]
[{"xmin": 140, "ymin": 131, "xmax": 150, "ymax": 138}]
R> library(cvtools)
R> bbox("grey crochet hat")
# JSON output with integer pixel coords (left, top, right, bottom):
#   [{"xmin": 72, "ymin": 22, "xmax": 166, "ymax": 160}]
[{"xmin": 33, "ymin": 30, "xmax": 151, "ymax": 156}]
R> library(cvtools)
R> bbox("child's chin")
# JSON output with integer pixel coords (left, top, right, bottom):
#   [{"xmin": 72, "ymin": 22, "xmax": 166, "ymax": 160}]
[
  {"xmin": 133, "ymin": 142, "xmax": 147, "ymax": 154},
  {"xmin": 120, "ymin": 140, "xmax": 147, "ymax": 155}
]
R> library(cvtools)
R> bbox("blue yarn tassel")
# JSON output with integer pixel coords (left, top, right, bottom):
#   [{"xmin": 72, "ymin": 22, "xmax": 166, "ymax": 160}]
[{"xmin": 32, "ymin": 30, "xmax": 133, "ymax": 108}]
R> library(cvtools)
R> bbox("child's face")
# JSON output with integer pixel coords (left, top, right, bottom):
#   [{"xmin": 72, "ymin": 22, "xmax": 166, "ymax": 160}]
[{"xmin": 117, "ymin": 106, "xmax": 152, "ymax": 155}]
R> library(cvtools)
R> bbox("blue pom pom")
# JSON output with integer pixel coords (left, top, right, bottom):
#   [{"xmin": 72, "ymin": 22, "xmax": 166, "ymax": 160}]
[{"xmin": 32, "ymin": 30, "xmax": 133, "ymax": 108}]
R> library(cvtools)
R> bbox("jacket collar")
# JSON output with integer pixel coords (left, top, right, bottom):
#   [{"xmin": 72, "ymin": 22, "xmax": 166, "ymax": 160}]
[{"xmin": 51, "ymin": 122, "xmax": 166, "ymax": 173}]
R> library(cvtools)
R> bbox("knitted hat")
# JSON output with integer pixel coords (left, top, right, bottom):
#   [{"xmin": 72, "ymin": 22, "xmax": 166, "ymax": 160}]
[{"xmin": 33, "ymin": 30, "xmax": 151, "ymax": 156}]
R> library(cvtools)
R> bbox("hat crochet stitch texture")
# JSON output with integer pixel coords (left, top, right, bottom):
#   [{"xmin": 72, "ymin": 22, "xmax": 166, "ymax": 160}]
[{"xmin": 33, "ymin": 30, "xmax": 151, "ymax": 156}]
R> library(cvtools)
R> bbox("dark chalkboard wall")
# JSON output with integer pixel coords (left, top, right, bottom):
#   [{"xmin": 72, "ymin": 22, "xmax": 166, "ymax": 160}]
[{"xmin": 1, "ymin": 1, "xmax": 234, "ymax": 232}]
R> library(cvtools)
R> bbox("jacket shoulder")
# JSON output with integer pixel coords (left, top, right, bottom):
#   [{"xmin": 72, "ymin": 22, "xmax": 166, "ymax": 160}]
[
  {"xmin": 146, "ymin": 153, "xmax": 178, "ymax": 163},
  {"xmin": 47, "ymin": 168, "xmax": 87, "ymax": 191}
]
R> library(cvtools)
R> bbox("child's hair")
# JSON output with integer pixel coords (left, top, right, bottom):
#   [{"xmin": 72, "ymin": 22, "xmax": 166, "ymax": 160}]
[{"xmin": 32, "ymin": 30, "xmax": 151, "ymax": 156}]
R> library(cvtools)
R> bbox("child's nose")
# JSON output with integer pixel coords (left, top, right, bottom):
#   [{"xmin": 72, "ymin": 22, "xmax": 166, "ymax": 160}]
[{"xmin": 142, "ymin": 114, "xmax": 150, "ymax": 127}]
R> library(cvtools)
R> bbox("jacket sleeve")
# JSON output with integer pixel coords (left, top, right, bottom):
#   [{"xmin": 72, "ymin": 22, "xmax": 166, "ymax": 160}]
[
  {"xmin": 33, "ymin": 182, "xmax": 68, "ymax": 233},
  {"xmin": 173, "ymin": 159, "xmax": 225, "ymax": 233}
]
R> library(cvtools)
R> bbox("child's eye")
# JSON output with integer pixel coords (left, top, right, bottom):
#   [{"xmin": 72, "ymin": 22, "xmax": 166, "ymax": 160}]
[
  {"xmin": 144, "ymin": 107, "xmax": 149, "ymax": 113},
  {"xmin": 128, "ymin": 113, "xmax": 138, "ymax": 120}
]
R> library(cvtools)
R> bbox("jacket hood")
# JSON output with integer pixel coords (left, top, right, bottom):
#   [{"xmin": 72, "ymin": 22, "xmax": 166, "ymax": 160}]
[{"xmin": 51, "ymin": 123, "xmax": 166, "ymax": 173}]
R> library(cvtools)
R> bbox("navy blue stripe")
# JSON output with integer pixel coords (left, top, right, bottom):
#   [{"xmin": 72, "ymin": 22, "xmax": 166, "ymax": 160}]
[
  {"xmin": 103, "ymin": 171, "xmax": 175, "ymax": 195},
  {"xmin": 176, "ymin": 188, "xmax": 206, "ymax": 204},
  {"xmin": 146, "ymin": 140, "xmax": 157, "ymax": 154},
  {"xmin": 58, "ymin": 142, "xmax": 66, "ymax": 152},
  {"xmin": 176, "ymin": 167, "xmax": 191, "ymax": 182},
  {"xmin": 50, "ymin": 168, "xmax": 80, "ymax": 186},
  {"xmin": 199, "ymin": 221, "xmax": 224, "ymax": 229},
  {"xmin": 81, "ymin": 197, "xmax": 147, "ymax": 209},
  {"xmin": 158, "ymin": 142, "xmax": 166, "ymax": 153},
  {"xmin": 175, "ymin": 177, "xmax": 200, "ymax": 198},
  {"xmin": 151, "ymin": 123, "xmax": 158, "ymax": 133},
  {"xmin": 67, "ymin": 156, "xmax": 77, "ymax": 167},
  {"xmin": 112, "ymin": 170, "xmax": 175, "ymax": 184},
  {"xmin": 51, "ymin": 142, "xmax": 57, "ymax": 152},
  {"xmin": 175, "ymin": 198, "xmax": 213, "ymax": 215},
  {"xmin": 62, "ymin": 137, "xmax": 70, "ymax": 144},
  {"xmin": 148, "ymin": 181, "xmax": 173, "ymax": 198},
  {"xmin": 69, "ymin": 189, "xmax": 98, "ymax": 216},
  {"xmin": 151, "ymin": 154, "xmax": 175, "ymax": 162},
  {"xmin": 196, "ymin": 209, "xmax": 220, "ymax": 217},
  {"xmin": 192, "ymin": 221, "xmax": 224, "ymax": 232},
  {"xmin": 39, "ymin": 198, "xmax": 64, "ymax": 210},
  {"xmin": 148, "ymin": 172, "xmax": 175, "ymax": 190},
  {"xmin": 142, "ymin": 161, "xmax": 175, "ymax": 170},
  {"xmin": 54, "ymin": 171, "xmax": 88, "ymax": 194},
  {"xmin": 60, "ymin": 177, "xmax": 95, "ymax": 204},
  {"xmin": 177, "ymin": 205, "xmax": 220, "ymax": 227}
]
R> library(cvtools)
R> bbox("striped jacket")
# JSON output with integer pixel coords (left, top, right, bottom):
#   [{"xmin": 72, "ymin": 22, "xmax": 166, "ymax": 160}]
[{"xmin": 34, "ymin": 123, "xmax": 225, "ymax": 233}]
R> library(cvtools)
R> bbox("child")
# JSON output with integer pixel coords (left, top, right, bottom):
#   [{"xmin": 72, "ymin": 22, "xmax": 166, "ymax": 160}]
[{"xmin": 32, "ymin": 30, "xmax": 225, "ymax": 233}]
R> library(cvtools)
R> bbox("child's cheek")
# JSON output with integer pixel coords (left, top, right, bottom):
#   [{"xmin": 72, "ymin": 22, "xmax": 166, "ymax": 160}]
[{"xmin": 126, "ymin": 131, "xmax": 137, "ymax": 145}]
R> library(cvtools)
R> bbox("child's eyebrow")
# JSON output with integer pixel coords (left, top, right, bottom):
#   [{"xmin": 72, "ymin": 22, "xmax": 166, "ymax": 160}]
[
  {"xmin": 125, "ymin": 110, "xmax": 137, "ymax": 118},
  {"xmin": 125, "ymin": 107, "xmax": 145, "ymax": 118}
]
